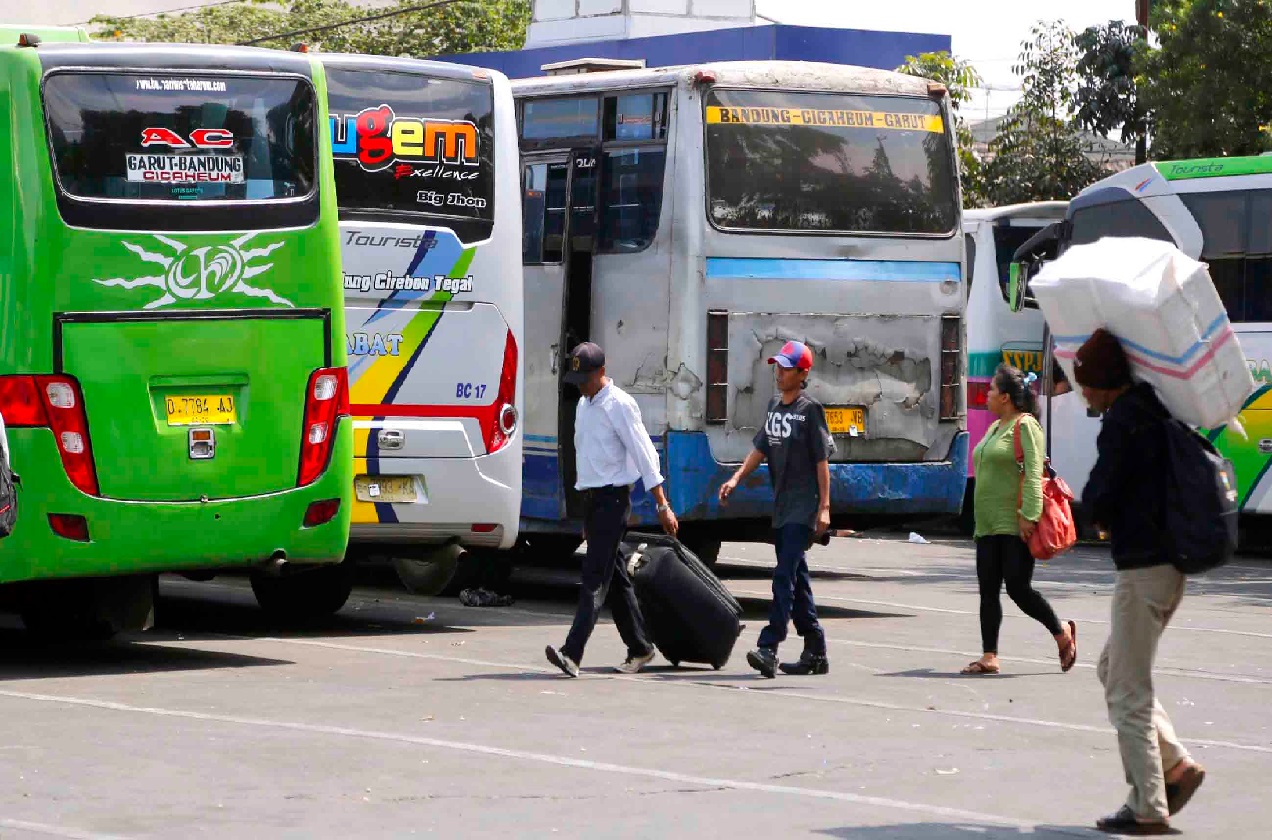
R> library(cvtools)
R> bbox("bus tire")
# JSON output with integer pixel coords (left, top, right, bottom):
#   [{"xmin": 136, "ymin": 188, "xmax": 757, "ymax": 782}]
[
  {"xmin": 250, "ymin": 561, "xmax": 354, "ymax": 622},
  {"xmin": 680, "ymin": 534, "xmax": 722, "ymax": 570},
  {"xmin": 394, "ymin": 543, "xmax": 463, "ymax": 596},
  {"xmin": 18, "ymin": 575, "xmax": 156, "ymax": 641},
  {"xmin": 958, "ymin": 479, "xmax": 976, "ymax": 536}
]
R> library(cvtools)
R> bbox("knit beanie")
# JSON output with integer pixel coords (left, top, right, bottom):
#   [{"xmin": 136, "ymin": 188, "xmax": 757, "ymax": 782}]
[{"xmin": 1073, "ymin": 328, "xmax": 1133, "ymax": 389}]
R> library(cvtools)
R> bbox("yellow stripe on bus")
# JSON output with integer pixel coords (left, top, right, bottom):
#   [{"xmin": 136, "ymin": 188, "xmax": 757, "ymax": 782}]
[{"xmin": 705, "ymin": 106, "xmax": 944, "ymax": 133}]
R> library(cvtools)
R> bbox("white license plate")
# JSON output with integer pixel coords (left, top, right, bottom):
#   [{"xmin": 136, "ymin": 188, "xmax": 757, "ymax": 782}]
[{"xmin": 355, "ymin": 475, "xmax": 418, "ymax": 504}]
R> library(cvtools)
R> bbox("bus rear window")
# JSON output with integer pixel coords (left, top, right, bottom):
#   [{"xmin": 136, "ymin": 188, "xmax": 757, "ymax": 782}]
[
  {"xmin": 705, "ymin": 89, "xmax": 958, "ymax": 235},
  {"xmin": 327, "ymin": 68, "xmax": 494, "ymax": 239},
  {"xmin": 43, "ymin": 72, "xmax": 315, "ymax": 203}
]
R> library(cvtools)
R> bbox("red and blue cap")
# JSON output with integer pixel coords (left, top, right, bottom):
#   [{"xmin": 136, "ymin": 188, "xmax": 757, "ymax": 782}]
[{"xmin": 768, "ymin": 340, "xmax": 814, "ymax": 371}]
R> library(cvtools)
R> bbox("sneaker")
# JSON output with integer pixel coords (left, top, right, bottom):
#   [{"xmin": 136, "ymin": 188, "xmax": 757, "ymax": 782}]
[
  {"xmin": 746, "ymin": 647, "xmax": 778, "ymax": 679},
  {"xmin": 545, "ymin": 645, "xmax": 579, "ymax": 678},
  {"xmin": 614, "ymin": 649, "xmax": 656, "ymax": 674},
  {"xmin": 779, "ymin": 651, "xmax": 830, "ymax": 676}
]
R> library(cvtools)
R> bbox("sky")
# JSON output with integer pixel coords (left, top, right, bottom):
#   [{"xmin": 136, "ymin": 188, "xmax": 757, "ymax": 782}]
[{"xmin": 3, "ymin": 0, "xmax": 1135, "ymax": 121}]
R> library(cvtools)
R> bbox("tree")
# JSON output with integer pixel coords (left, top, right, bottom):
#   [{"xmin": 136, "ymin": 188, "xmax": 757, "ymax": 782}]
[
  {"xmin": 91, "ymin": 0, "xmax": 531, "ymax": 56},
  {"xmin": 897, "ymin": 51, "xmax": 986, "ymax": 207},
  {"xmin": 981, "ymin": 21, "xmax": 1108, "ymax": 206},
  {"xmin": 1139, "ymin": 0, "xmax": 1272, "ymax": 159},
  {"xmin": 1073, "ymin": 20, "xmax": 1148, "ymax": 164}
]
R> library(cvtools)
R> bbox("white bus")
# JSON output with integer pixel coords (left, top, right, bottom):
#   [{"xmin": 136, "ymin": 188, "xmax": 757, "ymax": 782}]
[
  {"xmin": 513, "ymin": 61, "xmax": 967, "ymax": 564},
  {"xmin": 1011, "ymin": 156, "xmax": 1272, "ymax": 533},
  {"xmin": 962, "ymin": 202, "xmax": 1066, "ymax": 525},
  {"xmin": 322, "ymin": 56, "xmax": 524, "ymax": 560}
]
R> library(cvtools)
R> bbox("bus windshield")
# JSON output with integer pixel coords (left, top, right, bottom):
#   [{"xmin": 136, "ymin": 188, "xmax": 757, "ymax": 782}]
[
  {"xmin": 43, "ymin": 71, "xmax": 315, "ymax": 202},
  {"xmin": 326, "ymin": 68, "xmax": 494, "ymax": 240},
  {"xmin": 704, "ymin": 89, "xmax": 957, "ymax": 235}
]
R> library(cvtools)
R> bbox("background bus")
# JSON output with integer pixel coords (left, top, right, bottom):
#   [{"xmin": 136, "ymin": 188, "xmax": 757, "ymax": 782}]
[
  {"xmin": 321, "ymin": 55, "xmax": 522, "ymax": 591},
  {"xmin": 1011, "ymin": 156, "xmax": 1272, "ymax": 539},
  {"xmin": 513, "ymin": 61, "xmax": 967, "ymax": 564},
  {"xmin": 0, "ymin": 40, "xmax": 352, "ymax": 634},
  {"xmin": 962, "ymin": 202, "xmax": 1066, "ymax": 528}
]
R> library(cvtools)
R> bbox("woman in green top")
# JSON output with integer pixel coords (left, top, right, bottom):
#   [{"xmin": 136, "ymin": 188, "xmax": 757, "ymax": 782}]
[{"xmin": 962, "ymin": 365, "xmax": 1077, "ymax": 675}]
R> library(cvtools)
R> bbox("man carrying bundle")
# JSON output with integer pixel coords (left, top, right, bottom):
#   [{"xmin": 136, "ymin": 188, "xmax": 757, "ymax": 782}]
[{"xmin": 1075, "ymin": 329, "xmax": 1206, "ymax": 835}]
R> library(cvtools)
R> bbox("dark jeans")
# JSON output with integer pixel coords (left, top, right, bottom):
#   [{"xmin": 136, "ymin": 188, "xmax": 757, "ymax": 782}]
[
  {"xmin": 757, "ymin": 523, "xmax": 826, "ymax": 655},
  {"xmin": 975, "ymin": 534, "xmax": 1063, "ymax": 653},
  {"xmin": 561, "ymin": 486, "xmax": 653, "ymax": 665}
]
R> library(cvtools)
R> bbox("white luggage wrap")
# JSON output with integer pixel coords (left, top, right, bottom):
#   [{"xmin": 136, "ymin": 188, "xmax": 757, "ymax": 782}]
[{"xmin": 1031, "ymin": 237, "xmax": 1256, "ymax": 430}]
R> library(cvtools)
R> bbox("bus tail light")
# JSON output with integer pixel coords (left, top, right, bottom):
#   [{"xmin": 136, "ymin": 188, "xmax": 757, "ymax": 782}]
[
  {"xmin": 940, "ymin": 315, "xmax": 962, "ymax": 421},
  {"xmin": 298, "ymin": 368, "xmax": 349, "ymax": 487},
  {"xmin": 303, "ymin": 498, "xmax": 341, "ymax": 528},
  {"xmin": 484, "ymin": 331, "xmax": 519, "ymax": 455},
  {"xmin": 967, "ymin": 380, "xmax": 990, "ymax": 410},
  {"xmin": 706, "ymin": 310, "xmax": 728, "ymax": 425},
  {"xmin": 48, "ymin": 513, "xmax": 89, "ymax": 542},
  {"xmin": 0, "ymin": 375, "xmax": 99, "ymax": 496}
]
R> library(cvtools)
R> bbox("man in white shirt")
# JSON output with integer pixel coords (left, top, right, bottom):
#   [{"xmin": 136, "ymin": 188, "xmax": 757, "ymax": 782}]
[{"xmin": 545, "ymin": 342, "xmax": 678, "ymax": 677}]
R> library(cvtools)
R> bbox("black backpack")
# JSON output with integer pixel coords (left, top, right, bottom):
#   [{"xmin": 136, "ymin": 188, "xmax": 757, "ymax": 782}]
[
  {"xmin": 1160, "ymin": 417, "xmax": 1237, "ymax": 574},
  {"xmin": 0, "ymin": 444, "xmax": 16, "ymax": 538}
]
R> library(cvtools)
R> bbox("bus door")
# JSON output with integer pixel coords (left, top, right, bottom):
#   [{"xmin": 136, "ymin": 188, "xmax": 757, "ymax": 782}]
[{"xmin": 520, "ymin": 149, "xmax": 600, "ymax": 520}]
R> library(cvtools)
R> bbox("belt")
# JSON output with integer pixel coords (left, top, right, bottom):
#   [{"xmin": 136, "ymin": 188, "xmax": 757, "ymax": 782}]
[{"xmin": 581, "ymin": 485, "xmax": 631, "ymax": 498}]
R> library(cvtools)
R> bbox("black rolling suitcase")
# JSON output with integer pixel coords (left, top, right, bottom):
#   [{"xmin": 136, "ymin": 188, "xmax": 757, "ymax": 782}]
[{"xmin": 624, "ymin": 532, "xmax": 743, "ymax": 669}]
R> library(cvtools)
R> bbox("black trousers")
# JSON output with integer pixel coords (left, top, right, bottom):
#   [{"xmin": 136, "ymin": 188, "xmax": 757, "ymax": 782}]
[
  {"xmin": 561, "ymin": 486, "xmax": 653, "ymax": 665},
  {"xmin": 976, "ymin": 534, "xmax": 1063, "ymax": 653}
]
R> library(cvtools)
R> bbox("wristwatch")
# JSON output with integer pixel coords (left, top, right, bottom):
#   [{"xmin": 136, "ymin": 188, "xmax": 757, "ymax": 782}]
[{"xmin": 656, "ymin": 502, "xmax": 672, "ymax": 514}]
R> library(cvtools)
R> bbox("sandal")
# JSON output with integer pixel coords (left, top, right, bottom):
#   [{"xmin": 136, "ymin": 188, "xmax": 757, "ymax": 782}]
[
  {"xmin": 960, "ymin": 660, "xmax": 1000, "ymax": 675},
  {"xmin": 1059, "ymin": 620, "xmax": 1078, "ymax": 672}
]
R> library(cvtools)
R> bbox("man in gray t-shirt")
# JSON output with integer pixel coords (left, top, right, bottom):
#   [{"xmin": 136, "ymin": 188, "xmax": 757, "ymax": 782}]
[{"xmin": 719, "ymin": 340, "xmax": 834, "ymax": 678}]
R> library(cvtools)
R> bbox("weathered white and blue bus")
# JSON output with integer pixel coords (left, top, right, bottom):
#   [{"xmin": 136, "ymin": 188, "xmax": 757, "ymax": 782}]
[{"xmin": 513, "ymin": 61, "xmax": 966, "ymax": 563}]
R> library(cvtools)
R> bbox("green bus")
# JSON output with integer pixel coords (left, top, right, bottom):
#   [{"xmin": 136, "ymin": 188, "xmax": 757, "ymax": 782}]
[{"xmin": 0, "ymin": 37, "xmax": 353, "ymax": 634}]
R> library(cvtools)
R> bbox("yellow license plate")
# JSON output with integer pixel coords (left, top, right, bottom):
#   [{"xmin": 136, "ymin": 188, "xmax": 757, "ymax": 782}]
[
  {"xmin": 355, "ymin": 475, "xmax": 418, "ymax": 504},
  {"xmin": 165, "ymin": 394, "xmax": 237, "ymax": 426},
  {"xmin": 825, "ymin": 406, "xmax": 866, "ymax": 436}
]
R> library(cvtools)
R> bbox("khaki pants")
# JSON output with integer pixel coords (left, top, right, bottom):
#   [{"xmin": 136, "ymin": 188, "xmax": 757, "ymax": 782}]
[{"xmin": 1097, "ymin": 564, "xmax": 1191, "ymax": 821}]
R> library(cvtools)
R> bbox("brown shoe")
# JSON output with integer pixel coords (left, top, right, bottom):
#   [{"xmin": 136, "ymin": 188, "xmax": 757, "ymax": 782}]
[{"xmin": 1167, "ymin": 762, "xmax": 1206, "ymax": 816}]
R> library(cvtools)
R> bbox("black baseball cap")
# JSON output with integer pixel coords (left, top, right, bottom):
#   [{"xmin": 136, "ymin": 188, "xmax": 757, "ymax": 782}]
[{"xmin": 564, "ymin": 342, "xmax": 605, "ymax": 384}]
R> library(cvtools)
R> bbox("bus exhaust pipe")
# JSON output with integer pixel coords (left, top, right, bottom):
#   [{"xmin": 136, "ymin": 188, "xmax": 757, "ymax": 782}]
[{"xmin": 260, "ymin": 552, "xmax": 288, "ymax": 577}]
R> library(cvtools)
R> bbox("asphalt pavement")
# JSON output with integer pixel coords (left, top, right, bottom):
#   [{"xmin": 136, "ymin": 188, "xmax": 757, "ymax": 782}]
[{"xmin": 0, "ymin": 533, "xmax": 1268, "ymax": 838}]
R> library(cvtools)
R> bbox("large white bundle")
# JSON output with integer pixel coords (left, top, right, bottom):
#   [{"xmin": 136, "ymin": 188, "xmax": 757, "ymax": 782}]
[{"xmin": 1031, "ymin": 237, "xmax": 1254, "ymax": 429}]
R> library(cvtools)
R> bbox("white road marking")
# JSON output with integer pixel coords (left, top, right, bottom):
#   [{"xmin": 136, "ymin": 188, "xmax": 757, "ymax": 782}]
[
  {"xmin": 0, "ymin": 818, "xmax": 128, "ymax": 840},
  {"xmin": 179, "ymin": 637, "xmax": 1272, "ymax": 755},
  {"xmin": 0, "ymin": 687, "xmax": 1061, "ymax": 834}
]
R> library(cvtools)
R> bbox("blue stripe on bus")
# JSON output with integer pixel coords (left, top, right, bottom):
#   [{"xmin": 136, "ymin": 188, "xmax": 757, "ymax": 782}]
[
  {"xmin": 1052, "ymin": 313, "xmax": 1227, "ymax": 367},
  {"xmin": 705, "ymin": 258, "xmax": 961, "ymax": 283}
]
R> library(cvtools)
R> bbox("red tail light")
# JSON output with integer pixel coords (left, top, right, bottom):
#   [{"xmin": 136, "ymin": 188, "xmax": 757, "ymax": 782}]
[
  {"xmin": 303, "ymin": 498, "xmax": 341, "ymax": 528},
  {"xmin": 968, "ymin": 380, "xmax": 990, "ymax": 409},
  {"xmin": 298, "ymin": 367, "xmax": 350, "ymax": 487},
  {"xmin": 0, "ymin": 374, "xmax": 99, "ymax": 496},
  {"xmin": 939, "ymin": 315, "xmax": 962, "ymax": 421},
  {"xmin": 48, "ymin": 513, "xmax": 90, "ymax": 542},
  {"xmin": 483, "ymin": 331, "xmax": 519, "ymax": 455},
  {"xmin": 471, "ymin": 523, "xmax": 498, "ymax": 533}
]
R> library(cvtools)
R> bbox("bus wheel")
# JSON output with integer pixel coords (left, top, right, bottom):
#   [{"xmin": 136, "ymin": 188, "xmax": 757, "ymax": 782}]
[
  {"xmin": 250, "ymin": 561, "xmax": 354, "ymax": 622},
  {"xmin": 19, "ymin": 575, "xmax": 156, "ymax": 641},
  {"xmin": 958, "ymin": 479, "xmax": 976, "ymax": 536},
  {"xmin": 394, "ymin": 543, "xmax": 463, "ymax": 596},
  {"xmin": 680, "ymin": 534, "xmax": 722, "ymax": 570}
]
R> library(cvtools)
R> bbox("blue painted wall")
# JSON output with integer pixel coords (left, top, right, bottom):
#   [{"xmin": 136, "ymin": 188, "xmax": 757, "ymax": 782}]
[{"xmin": 435, "ymin": 23, "xmax": 951, "ymax": 79}]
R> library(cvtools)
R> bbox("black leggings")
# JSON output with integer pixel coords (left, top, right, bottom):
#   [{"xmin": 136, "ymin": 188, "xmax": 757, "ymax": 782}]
[{"xmin": 976, "ymin": 535, "xmax": 1063, "ymax": 653}]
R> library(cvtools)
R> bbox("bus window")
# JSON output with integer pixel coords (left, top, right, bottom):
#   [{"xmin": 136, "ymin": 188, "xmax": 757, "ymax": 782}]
[
  {"xmin": 993, "ymin": 226, "xmax": 1040, "ymax": 291},
  {"xmin": 326, "ymin": 69, "xmax": 494, "ymax": 242},
  {"xmin": 1069, "ymin": 199, "xmax": 1172, "ymax": 246},
  {"xmin": 522, "ymin": 97, "xmax": 599, "ymax": 142},
  {"xmin": 42, "ymin": 70, "xmax": 316, "ymax": 229},
  {"xmin": 603, "ymin": 92, "xmax": 668, "ymax": 142},
  {"xmin": 704, "ymin": 89, "xmax": 957, "ymax": 234},
  {"xmin": 598, "ymin": 148, "xmax": 665, "ymax": 253},
  {"xmin": 1180, "ymin": 190, "xmax": 1272, "ymax": 321},
  {"xmin": 522, "ymin": 161, "xmax": 568, "ymax": 264}
]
